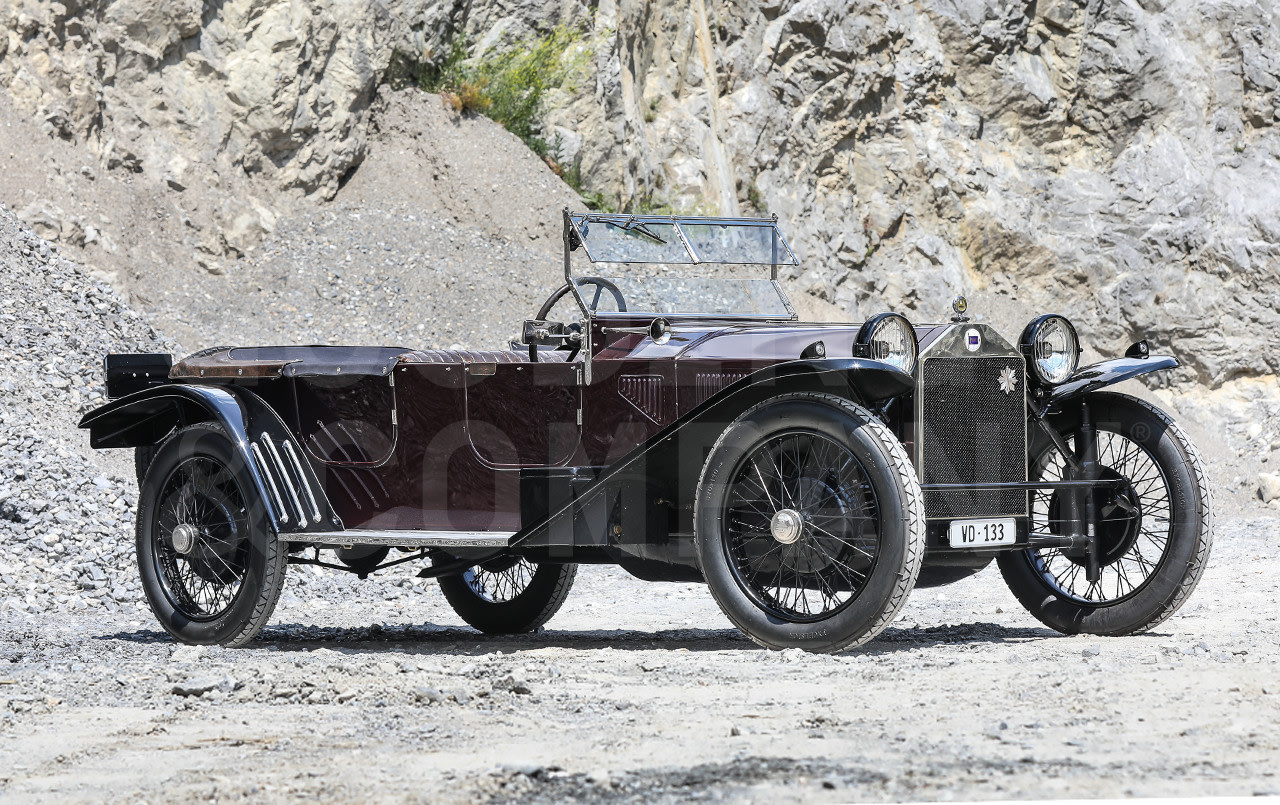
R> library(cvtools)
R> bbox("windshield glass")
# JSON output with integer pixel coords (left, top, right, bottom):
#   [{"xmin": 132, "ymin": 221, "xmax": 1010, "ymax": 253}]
[
  {"xmin": 573, "ymin": 274, "xmax": 794, "ymax": 317},
  {"xmin": 566, "ymin": 213, "xmax": 799, "ymax": 318},
  {"xmin": 569, "ymin": 214, "xmax": 797, "ymax": 266}
]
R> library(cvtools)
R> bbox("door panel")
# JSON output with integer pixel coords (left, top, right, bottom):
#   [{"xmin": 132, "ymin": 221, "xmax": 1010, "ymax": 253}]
[
  {"xmin": 465, "ymin": 362, "xmax": 581, "ymax": 467},
  {"xmin": 295, "ymin": 374, "xmax": 397, "ymax": 466}
]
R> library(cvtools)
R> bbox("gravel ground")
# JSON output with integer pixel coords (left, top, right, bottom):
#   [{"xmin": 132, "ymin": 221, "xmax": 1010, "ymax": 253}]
[
  {"xmin": 0, "ymin": 206, "xmax": 176, "ymax": 611},
  {"xmin": 0, "ymin": 517, "xmax": 1276, "ymax": 803}
]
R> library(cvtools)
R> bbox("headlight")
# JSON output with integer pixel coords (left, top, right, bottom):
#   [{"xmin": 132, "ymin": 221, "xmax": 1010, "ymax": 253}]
[
  {"xmin": 1020, "ymin": 314, "xmax": 1080, "ymax": 384},
  {"xmin": 856, "ymin": 313, "xmax": 918, "ymax": 373}
]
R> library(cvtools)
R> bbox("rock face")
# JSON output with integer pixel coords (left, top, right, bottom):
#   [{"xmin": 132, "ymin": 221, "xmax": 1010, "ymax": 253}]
[
  {"xmin": 1, "ymin": 0, "xmax": 402, "ymax": 196},
  {"xmin": 427, "ymin": 0, "xmax": 1280, "ymax": 386},
  {"xmin": 0, "ymin": 0, "xmax": 406, "ymax": 252},
  {"xmin": 3, "ymin": 0, "xmax": 1280, "ymax": 386}
]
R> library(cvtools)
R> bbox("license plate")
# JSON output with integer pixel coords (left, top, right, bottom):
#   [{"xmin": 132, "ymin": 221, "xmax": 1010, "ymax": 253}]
[{"xmin": 948, "ymin": 518, "xmax": 1016, "ymax": 548}]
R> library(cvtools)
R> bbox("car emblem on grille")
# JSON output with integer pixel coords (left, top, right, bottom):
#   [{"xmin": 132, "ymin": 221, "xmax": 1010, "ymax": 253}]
[{"xmin": 998, "ymin": 366, "xmax": 1019, "ymax": 395}]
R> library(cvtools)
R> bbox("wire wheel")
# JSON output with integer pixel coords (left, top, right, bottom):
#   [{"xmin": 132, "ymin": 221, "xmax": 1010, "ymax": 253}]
[
  {"xmin": 1028, "ymin": 430, "xmax": 1171, "ymax": 605},
  {"xmin": 723, "ymin": 430, "xmax": 881, "ymax": 622},
  {"xmin": 461, "ymin": 557, "xmax": 538, "ymax": 604},
  {"xmin": 152, "ymin": 455, "xmax": 251, "ymax": 620}
]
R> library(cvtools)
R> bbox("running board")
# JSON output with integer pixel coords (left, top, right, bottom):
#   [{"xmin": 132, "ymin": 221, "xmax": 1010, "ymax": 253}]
[{"xmin": 300, "ymin": 530, "xmax": 513, "ymax": 549}]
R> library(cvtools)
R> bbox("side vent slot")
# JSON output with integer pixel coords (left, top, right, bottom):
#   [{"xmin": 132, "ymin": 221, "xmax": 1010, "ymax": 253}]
[
  {"xmin": 249, "ymin": 443, "xmax": 289, "ymax": 526},
  {"xmin": 254, "ymin": 433, "xmax": 311, "ymax": 528},
  {"xmin": 618, "ymin": 374, "xmax": 664, "ymax": 423},
  {"xmin": 281, "ymin": 439, "xmax": 322, "ymax": 523},
  {"xmin": 692, "ymin": 371, "xmax": 751, "ymax": 408}
]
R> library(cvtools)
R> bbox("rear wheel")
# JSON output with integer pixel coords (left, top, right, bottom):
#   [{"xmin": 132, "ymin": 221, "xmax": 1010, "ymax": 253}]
[
  {"xmin": 438, "ymin": 557, "xmax": 577, "ymax": 634},
  {"xmin": 998, "ymin": 392, "xmax": 1213, "ymax": 635},
  {"xmin": 137, "ymin": 423, "xmax": 287, "ymax": 646},
  {"xmin": 694, "ymin": 393, "xmax": 925, "ymax": 653}
]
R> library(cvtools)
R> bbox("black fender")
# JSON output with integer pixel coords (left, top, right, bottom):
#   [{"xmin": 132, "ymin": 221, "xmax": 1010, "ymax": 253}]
[
  {"xmin": 1040, "ymin": 355, "xmax": 1179, "ymax": 412},
  {"xmin": 513, "ymin": 357, "xmax": 913, "ymax": 553},
  {"xmin": 78, "ymin": 384, "xmax": 341, "ymax": 535}
]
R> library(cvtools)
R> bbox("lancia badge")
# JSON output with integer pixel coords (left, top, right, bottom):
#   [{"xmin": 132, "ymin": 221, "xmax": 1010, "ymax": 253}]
[
  {"xmin": 964, "ymin": 327, "xmax": 981, "ymax": 352},
  {"xmin": 998, "ymin": 366, "xmax": 1019, "ymax": 395}
]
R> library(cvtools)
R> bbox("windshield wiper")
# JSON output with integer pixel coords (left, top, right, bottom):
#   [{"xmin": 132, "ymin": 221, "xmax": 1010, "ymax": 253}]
[{"xmin": 621, "ymin": 216, "xmax": 666, "ymax": 244}]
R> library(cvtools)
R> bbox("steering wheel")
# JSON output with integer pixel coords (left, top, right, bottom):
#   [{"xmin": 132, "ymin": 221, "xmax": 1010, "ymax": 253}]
[{"xmin": 536, "ymin": 276, "xmax": 627, "ymax": 320}]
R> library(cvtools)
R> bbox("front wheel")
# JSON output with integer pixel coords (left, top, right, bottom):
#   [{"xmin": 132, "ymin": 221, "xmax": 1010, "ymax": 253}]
[
  {"xmin": 437, "ymin": 557, "xmax": 577, "ymax": 634},
  {"xmin": 998, "ymin": 392, "xmax": 1213, "ymax": 635},
  {"xmin": 694, "ymin": 393, "xmax": 926, "ymax": 653}
]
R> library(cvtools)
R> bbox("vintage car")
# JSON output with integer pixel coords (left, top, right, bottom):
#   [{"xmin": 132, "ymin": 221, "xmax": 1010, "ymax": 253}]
[{"xmin": 79, "ymin": 211, "xmax": 1212, "ymax": 652}]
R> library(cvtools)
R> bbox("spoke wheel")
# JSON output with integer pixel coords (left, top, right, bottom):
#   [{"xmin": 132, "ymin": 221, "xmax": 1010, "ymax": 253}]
[
  {"xmin": 695, "ymin": 393, "xmax": 925, "ymax": 654},
  {"xmin": 723, "ymin": 431, "xmax": 881, "ymax": 622},
  {"xmin": 998, "ymin": 392, "xmax": 1213, "ymax": 636},
  {"xmin": 153, "ymin": 456, "xmax": 251, "ymax": 620},
  {"xmin": 137, "ymin": 423, "xmax": 287, "ymax": 647},
  {"xmin": 1030, "ymin": 433, "xmax": 1171, "ymax": 605},
  {"xmin": 438, "ymin": 557, "xmax": 577, "ymax": 635},
  {"xmin": 461, "ymin": 557, "xmax": 537, "ymax": 604}
]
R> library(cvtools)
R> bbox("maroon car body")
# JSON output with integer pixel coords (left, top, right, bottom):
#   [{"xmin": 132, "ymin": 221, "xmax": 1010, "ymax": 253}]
[{"xmin": 79, "ymin": 211, "xmax": 1209, "ymax": 652}]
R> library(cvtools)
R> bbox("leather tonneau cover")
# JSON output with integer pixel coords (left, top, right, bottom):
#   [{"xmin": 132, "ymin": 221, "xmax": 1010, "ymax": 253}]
[
  {"xmin": 170, "ymin": 345, "xmax": 572, "ymax": 380},
  {"xmin": 241, "ymin": 346, "xmax": 412, "ymax": 377},
  {"xmin": 170, "ymin": 345, "xmax": 412, "ymax": 379}
]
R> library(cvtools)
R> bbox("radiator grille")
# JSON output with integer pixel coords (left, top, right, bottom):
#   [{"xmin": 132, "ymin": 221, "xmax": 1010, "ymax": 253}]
[{"xmin": 920, "ymin": 356, "xmax": 1027, "ymax": 518}]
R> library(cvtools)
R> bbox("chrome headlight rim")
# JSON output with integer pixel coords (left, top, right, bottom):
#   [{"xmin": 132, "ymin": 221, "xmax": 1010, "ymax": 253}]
[
  {"xmin": 1020, "ymin": 314, "xmax": 1080, "ymax": 385},
  {"xmin": 855, "ymin": 312, "xmax": 919, "ymax": 374}
]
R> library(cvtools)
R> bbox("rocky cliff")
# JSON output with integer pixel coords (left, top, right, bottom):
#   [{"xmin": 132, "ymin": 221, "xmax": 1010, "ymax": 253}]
[
  {"xmin": 4, "ymin": 0, "xmax": 1278, "ymax": 389},
  {"xmin": 427, "ymin": 0, "xmax": 1280, "ymax": 390},
  {"xmin": 1, "ymin": 1, "xmax": 1279, "ymax": 511}
]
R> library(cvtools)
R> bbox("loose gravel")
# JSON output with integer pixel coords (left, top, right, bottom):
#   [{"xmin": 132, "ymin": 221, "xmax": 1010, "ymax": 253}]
[
  {"xmin": 0, "ymin": 518, "xmax": 1277, "ymax": 802},
  {"xmin": 0, "ymin": 205, "xmax": 176, "ymax": 616}
]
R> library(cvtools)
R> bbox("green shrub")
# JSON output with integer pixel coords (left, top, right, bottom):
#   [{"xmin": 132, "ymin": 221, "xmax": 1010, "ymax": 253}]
[{"xmin": 419, "ymin": 28, "xmax": 589, "ymax": 158}]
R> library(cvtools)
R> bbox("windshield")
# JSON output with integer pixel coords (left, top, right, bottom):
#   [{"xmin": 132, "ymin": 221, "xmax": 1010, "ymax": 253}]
[
  {"xmin": 568, "ymin": 213, "xmax": 798, "ymax": 266},
  {"xmin": 565, "ymin": 213, "xmax": 799, "ymax": 319}
]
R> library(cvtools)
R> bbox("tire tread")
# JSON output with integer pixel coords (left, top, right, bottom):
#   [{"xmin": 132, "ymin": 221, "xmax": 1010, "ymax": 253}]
[
  {"xmin": 138, "ymin": 422, "xmax": 287, "ymax": 647},
  {"xmin": 999, "ymin": 392, "xmax": 1213, "ymax": 636},
  {"xmin": 1105, "ymin": 393, "xmax": 1214, "ymax": 634},
  {"xmin": 438, "ymin": 562, "xmax": 577, "ymax": 634}
]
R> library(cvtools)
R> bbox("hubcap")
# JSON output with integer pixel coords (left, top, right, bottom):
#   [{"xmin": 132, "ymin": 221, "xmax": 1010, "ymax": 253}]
[
  {"xmin": 770, "ymin": 509, "xmax": 803, "ymax": 544},
  {"xmin": 170, "ymin": 523, "xmax": 198, "ymax": 555}
]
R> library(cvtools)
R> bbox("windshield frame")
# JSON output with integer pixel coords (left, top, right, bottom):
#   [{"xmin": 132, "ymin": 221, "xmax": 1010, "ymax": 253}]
[
  {"xmin": 557, "ymin": 210, "xmax": 801, "ymax": 383},
  {"xmin": 566, "ymin": 212, "xmax": 800, "ymax": 273},
  {"xmin": 560, "ymin": 210, "xmax": 799, "ymax": 323}
]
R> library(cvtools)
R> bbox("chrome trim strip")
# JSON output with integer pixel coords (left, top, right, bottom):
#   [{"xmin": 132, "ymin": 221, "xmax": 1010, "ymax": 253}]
[
  {"xmin": 250, "ymin": 443, "xmax": 289, "ymax": 525},
  {"xmin": 304, "ymin": 530, "xmax": 513, "ymax": 548},
  {"xmin": 262, "ymin": 433, "xmax": 307, "ymax": 528},
  {"xmin": 281, "ymin": 439, "xmax": 322, "ymax": 522},
  {"xmin": 772, "ymin": 279, "xmax": 798, "ymax": 320}
]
